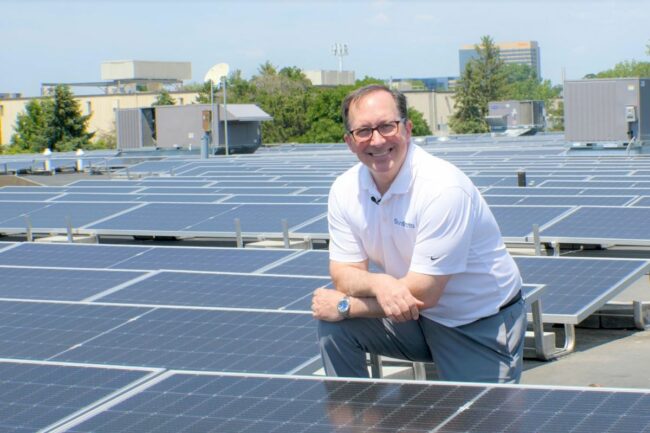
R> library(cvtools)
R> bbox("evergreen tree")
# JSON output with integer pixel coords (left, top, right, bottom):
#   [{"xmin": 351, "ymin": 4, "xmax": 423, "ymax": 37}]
[
  {"xmin": 449, "ymin": 35, "xmax": 507, "ymax": 134},
  {"xmin": 48, "ymin": 85, "xmax": 93, "ymax": 151},
  {"xmin": 152, "ymin": 89, "xmax": 176, "ymax": 106},
  {"xmin": 9, "ymin": 99, "xmax": 51, "ymax": 153}
]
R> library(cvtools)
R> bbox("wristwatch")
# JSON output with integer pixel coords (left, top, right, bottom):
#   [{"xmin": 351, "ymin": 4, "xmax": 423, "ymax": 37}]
[{"xmin": 337, "ymin": 296, "xmax": 351, "ymax": 319}]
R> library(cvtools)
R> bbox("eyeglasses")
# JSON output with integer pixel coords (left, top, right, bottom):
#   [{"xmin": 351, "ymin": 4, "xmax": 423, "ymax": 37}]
[{"xmin": 348, "ymin": 119, "xmax": 404, "ymax": 142}]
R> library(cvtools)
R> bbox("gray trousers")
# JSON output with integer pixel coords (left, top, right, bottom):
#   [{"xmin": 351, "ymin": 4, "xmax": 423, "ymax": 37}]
[{"xmin": 318, "ymin": 298, "xmax": 526, "ymax": 383}]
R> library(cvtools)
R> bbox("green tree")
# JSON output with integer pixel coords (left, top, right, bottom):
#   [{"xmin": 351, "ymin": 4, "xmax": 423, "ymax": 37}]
[
  {"xmin": 9, "ymin": 99, "xmax": 51, "ymax": 153},
  {"xmin": 195, "ymin": 81, "xmax": 217, "ymax": 104},
  {"xmin": 502, "ymin": 63, "xmax": 562, "ymax": 115},
  {"xmin": 250, "ymin": 61, "xmax": 311, "ymax": 143},
  {"xmin": 152, "ymin": 89, "xmax": 176, "ymax": 106},
  {"xmin": 449, "ymin": 35, "xmax": 507, "ymax": 134},
  {"xmin": 48, "ymin": 85, "xmax": 94, "ymax": 151},
  {"xmin": 591, "ymin": 60, "xmax": 650, "ymax": 78},
  {"xmin": 547, "ymin": 100, "xmax": 564, "ymax": 132},
  {"xmin": 408, "ymin": 107, "xmax": 432, "ymax": 136}
]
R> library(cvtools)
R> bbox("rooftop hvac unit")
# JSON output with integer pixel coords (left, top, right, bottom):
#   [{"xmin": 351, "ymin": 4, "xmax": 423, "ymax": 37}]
[{"xmin": 564, "ymin": 78, "xmax": 650, "ymax": 145}]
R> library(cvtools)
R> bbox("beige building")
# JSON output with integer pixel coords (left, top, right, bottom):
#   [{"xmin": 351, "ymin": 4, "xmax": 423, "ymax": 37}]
[
  {"xmin": 0, "ymin": 91, "xmax": 198, "ymax": 146},
  {"xmin": 404, "ymin": 90, "xmax": 456, "ymax": 135}
]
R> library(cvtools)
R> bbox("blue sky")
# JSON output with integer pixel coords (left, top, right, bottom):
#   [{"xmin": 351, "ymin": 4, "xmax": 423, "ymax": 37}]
[{"xmin": 2, "ymin": 0, "xmax": 649, "ymax": 96}]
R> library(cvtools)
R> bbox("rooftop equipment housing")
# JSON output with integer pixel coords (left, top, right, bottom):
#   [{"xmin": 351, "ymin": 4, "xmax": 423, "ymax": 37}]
[
  {"xmin": 564, "ymin": 78, "xmax": 650, "ymax": 153},
  {"xmin": 486, "ymin": 100, "xmax": 545, "ymax": 136},
  {"xmin": 117, "ymin": 104, "xmax": 272, "ymax": 154}
]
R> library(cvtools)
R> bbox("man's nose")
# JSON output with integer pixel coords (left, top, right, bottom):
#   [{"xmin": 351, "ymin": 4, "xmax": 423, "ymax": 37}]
[{"xmin": 369, "ymin": 129, "xmax": 386, "ymax": 145}]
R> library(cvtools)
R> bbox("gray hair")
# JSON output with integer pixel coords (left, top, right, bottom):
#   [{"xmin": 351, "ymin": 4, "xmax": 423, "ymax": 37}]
[{"xmin": 341, "ymin": 84, "xmax": 408, "ymax": 131}]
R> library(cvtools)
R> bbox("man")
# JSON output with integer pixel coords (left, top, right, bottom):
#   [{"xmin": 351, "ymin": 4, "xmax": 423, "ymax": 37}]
[{"xmin": 311, "ymin": 84, "xmax": 525, "ymax": 383}]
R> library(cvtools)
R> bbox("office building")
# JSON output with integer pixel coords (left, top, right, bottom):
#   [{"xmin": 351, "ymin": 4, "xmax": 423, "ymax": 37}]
[{"xmin": 459, "ymin": 41, "xmax": 541, "ymax": 78}]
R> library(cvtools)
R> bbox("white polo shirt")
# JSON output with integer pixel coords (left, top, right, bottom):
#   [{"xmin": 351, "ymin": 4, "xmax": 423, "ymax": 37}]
[{"xmin": 328, "ymin": 144, "xmax": 521, "ymax": 327}]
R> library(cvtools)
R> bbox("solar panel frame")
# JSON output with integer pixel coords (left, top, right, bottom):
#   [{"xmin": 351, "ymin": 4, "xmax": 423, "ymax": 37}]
[
  {"xmin": 536, "ymin": 206, "xmax": 650, "ymax": 246},
  {"xmin": 54, "ymin": 371, "xmax": 650, "ymax": 433},
  {"xmin": 515, "ymin": 256, "xmax": 650, "ymax": 324}
]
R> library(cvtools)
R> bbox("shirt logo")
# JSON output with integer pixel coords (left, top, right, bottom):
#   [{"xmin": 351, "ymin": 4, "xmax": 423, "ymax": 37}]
[{"xmin": 393, "ymin": 218, "xmax": 415, "ymax": 229}]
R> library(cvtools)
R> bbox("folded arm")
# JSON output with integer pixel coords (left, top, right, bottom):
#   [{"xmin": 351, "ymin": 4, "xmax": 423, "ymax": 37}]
[{"xmin": 311, "ymin": 260, "xmax": 450, "ymax": 322}]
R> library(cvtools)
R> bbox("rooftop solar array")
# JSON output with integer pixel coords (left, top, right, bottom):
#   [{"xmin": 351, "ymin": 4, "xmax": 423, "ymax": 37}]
[{"xmin": 3, "ymin": 134, "xmax": 650, "ymax": 431}]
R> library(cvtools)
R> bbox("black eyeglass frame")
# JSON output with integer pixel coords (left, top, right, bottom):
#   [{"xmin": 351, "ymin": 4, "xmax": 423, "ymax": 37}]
[{"xmin": 347, "ymin": 118, "xmax": 406, "ymax": 142}]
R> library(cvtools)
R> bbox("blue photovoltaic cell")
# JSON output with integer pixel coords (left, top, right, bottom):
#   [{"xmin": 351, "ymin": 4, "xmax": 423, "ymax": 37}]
[
  {"xmin": 0, "ymin": 202, "xmax": 49, "ymax": 223},
  {"xmin": 0, "ymin": 242, "xmax": 151, "ymax": 268},
  {"xmin": 222, "ymin": 194, "xmax": 325, "ymax": 204},
  {"xmin": 515, "ymin": 256, "xmax": 650, "ymax": 322},
  {"xmin": 0, "ymin": 193, "xmax": 61, "ymax": 201},
  {"xmin": 136, "ymin": 187, "xmax": 222, "ymax": 194},
  {"xmin": 515, "ymin": 195, "xmax": 635, "ymax": 206},
  {"xmin": 212, "ymin": 187, "xmax": 305, "ymax": 195},
  {"xmin": 62, "ymin": 187, "xmax": 144, "ymax": 193},
  {"xmin": 631, "ymin": 197, "xmax": 650, "ymax": 207},
  {"xmin": 189, "ymin": 203, "xmax": 327, "ymax": 233},
  {"xmin": 540, "ymin": 180, "xmax": 649, "ymax": 188},
  {"xmin": 53, "ymin": 193, "xmax": 142, "ymax": 202},
  {"xmin": 54, "ymin": 308, "xmax": 318, "ymax": 373},
  {"xmin": 0, "ymin": 267, "xmax": 145, "ymax": 301},
  {"xmin": 86, "ymin": 203, "xmax": 234, "ymax": 232},
  {"xmin": 0, "ymin": 202, "xmax": 139, "ymax": 230},
  {"xmin": 490, "ymin": 206, "xmax": 573, "ymax": 238},
  {"xmin": 264, "ymin": 250, "xmax": 381, "ymax": 277},
  {"xmin": 118, "ymin": 246, "xmax": 295, "ymax": 272},
  {"xmin": 264, "ymin": 250, "xmax": 330, "ymax": 277},
  {"xmin": 56, "ymin": 193, "xmax": 227, "ymax": 203},
  {"xmin": 482, "ymin": 195, "xmax": 526, "ymax": 205},
  {"xmin": 0, "ymin": 361, "xmax": 150, "ymax": 433},
  {"xmin": 539, "ymin": 206, "xmax": 650, "ymax": 243},
  {"xmin": 0, "ymin": 301, "xmax": 149, "ymax": 359},
  {"xmin": 482, "ymin": 187, "xmax": 583, "ymax": 196},
  {"xmin": 64, "ymin": 373, "xmax": 650, "ymax": 433},
  {"xmin": 99, "ymin": 271, "xmax": 328, "ymax": 310},
  {"xmin": 293, "ymin": 215, "xmax": 328, "ymax": 236}
]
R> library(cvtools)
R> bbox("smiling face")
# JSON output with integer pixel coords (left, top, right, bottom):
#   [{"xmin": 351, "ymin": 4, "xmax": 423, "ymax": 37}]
[{"xmin": 344, "ymin": 89, "xmax": 412, "ymax": 193}]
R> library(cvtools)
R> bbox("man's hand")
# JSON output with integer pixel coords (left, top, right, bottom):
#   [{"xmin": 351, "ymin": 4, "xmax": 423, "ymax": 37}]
[
  {"xmin": 312, "ymin": 287, "xmax": 346, "ymax": 322},
  {"xmin": 374, "ymin": 276, "xmax": 424, "ymax": 322}
]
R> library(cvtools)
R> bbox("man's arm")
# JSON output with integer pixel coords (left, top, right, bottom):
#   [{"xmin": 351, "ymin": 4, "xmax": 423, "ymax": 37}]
[{"xmin": 312, "ymin": 260, "xmax": 450, "ymax": 322}]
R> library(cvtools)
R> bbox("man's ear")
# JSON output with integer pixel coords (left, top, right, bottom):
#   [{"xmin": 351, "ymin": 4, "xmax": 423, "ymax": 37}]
[{"xmin": 343, "ymin": 133, "xmax": 356, "ymax": 152}]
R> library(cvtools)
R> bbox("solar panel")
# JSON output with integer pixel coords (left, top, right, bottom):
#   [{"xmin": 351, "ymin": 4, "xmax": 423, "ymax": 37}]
[
  {"xmin": 489, "ymin": 205, "xmax": 573, "ymax": 239},
  {"xmin": 0, "ymin": 192, "xmax": 61, "ymax": 201},
  {"xmin": 118, "ymin": 246, "xmax": 296, "ymax": 273},
  {"xmin": 631, "ymin": 197, "xmax": 650, "ymax": 207},
  {"xmin": 292, "ymin": 215, "xmax": 328, "ymax": 237},
  {"xmin": 483, "ymin": 187, "xmax": 584, "ymax": 196},
  {"xmin": 97, "ymin": 271, "xmax": 327, "ymax": 310},
  {"xmin": 0, "ymin": 301, "xmax": 149, "ymax": 359},
  {"xmin": 189, "ymin": 203, "xmax": 327, "ymax": 233},
  {"xmin": 86, "ymin": 203, "xmax": 235, "ymax": 232},
  {"xmin": 0, "ymin": 243, "xmax": 151, "ymax": 268},
  {"xmin": 0, "ymin": 267, "xmax": 145, "ymax": 301},
  {"xmin": 540, "ymin": 180, "xmax": 650, "ymax": 188},
  {"xmin": 538, "ymin": 206, "xmax": 650, "ymax": 245},
  {"xmin": 0, "ymin": 202, "xmax": 140, "ymax": 230},
  {"xmin": 53, "ymin": 307, "xmax": 318, "ymax": 373},
  {"xmin": 0, "ymin": 360, "xmax": 154, "ymax": 433},
  {"xmin": 222, "ymin": 194, "xmax": 326, "ymax": 204},
  {"xmin": 515, "ymin": 195, "xmax": 635, "ymax": 206},
  {"xmin": 514, "ymin": 256, "xmax": 650, "ymax": 323},
  {"xmin": 59, "ymin": 373, "xmax": 650, "ymax": 433}
]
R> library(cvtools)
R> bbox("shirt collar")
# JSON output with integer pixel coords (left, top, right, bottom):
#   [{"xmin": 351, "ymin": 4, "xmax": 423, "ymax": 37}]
[{"xmin": 359, "ymin": 143, "xmax": 416, "ymax": 200}]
